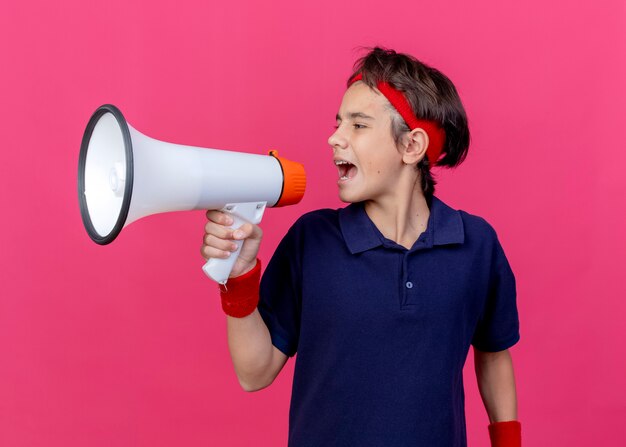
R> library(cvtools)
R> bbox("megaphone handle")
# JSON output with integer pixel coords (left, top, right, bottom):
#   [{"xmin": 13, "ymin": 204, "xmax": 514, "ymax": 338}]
[{"xmin": 202, "ymin": 202, "xmax": 266, "ymax": 285}]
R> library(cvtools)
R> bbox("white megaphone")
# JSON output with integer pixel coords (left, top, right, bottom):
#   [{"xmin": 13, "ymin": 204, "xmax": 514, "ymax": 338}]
[{"xmin": 78, "ymin": 104, "xmax": 306, "ymax": 284}]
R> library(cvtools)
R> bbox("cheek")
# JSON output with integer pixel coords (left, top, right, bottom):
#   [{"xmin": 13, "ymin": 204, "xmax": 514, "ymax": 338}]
[
  {"xmin": 361, "ymin": 157, "xmax": 393, "ymax": 183},
  {"xmin": 355, "ymin": 131, "xmax": 399, "ymax": 178},
  {"xmin": 371, "ymin": 135, "xmax": 400, "ymax": 172},
  {"xmin": 369, "ymin": 149, "xmax": 397, "ymax": 174}
]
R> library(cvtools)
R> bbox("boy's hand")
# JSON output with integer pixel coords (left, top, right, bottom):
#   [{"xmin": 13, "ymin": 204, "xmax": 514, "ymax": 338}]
[{"xmin": 201, "ymin": 210, "xmax": 263, "ymax": 278}]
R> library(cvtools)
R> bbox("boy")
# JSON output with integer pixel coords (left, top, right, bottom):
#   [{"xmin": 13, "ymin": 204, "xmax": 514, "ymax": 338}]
[{"xmin": 202, "ymin": 47, "xmax": 521, "ymax": 446}]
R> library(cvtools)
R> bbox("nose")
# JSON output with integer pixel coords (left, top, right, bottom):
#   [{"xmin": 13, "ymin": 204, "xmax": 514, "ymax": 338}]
[{"xmin": 328, "ymin": 125, "xmax": 348, "ymax": 150}]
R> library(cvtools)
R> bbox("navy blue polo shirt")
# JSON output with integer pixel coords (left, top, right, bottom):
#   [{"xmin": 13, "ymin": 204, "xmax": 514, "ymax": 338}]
[{"xmin": 258, "ymin": 195, "xmax": 520, "ymax": 447}]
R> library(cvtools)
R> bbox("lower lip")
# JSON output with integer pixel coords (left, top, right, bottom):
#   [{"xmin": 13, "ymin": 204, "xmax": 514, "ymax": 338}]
[{"xmin": 338, "ymin": 176, "xmax": 354, "ymax": 185}]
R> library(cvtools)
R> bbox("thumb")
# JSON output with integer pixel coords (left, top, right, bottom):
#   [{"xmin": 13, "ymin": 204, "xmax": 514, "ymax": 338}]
[{"xmin": 233, "ymin": 222, "xmax": 263, "ymax": 241}]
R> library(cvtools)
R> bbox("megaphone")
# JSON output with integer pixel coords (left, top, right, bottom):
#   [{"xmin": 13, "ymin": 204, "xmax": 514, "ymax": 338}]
[{"xmin": 78, "ymin": 104, "xmax": 306, "ymax": 284}]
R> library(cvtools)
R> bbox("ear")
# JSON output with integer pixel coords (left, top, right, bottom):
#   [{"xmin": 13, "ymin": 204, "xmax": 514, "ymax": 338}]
[{"xmin": 401, "ymin": 128, "xmax": 429, "ymax": 165}]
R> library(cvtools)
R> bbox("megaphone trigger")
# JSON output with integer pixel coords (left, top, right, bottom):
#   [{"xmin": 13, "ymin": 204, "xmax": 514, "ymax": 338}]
[{"xmin": 201, "ymin": 202, "xmax": 267, "ymax": 284}]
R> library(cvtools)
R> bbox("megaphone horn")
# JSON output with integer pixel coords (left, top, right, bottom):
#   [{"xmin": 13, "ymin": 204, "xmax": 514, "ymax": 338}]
[{"xmin": 78, "ymin": 104, "xmax": 306, "ymax": 284}]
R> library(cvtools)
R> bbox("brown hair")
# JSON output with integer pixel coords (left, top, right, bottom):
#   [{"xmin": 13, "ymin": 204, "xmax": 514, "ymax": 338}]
[{"xmin": 348, "ymin": 47, "xmax": 470, "ymax": 201}]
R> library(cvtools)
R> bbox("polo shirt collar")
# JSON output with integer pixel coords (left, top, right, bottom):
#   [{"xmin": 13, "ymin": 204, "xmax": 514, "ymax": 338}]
[{"xmin": 338, "ymin": 195, "xmax": 465, "ymax": 254}]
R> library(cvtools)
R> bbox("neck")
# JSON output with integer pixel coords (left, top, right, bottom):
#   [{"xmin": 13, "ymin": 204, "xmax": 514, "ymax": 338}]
[{"xmin": 364, "ymin": 177, "xmax": 431, "ymax": 250}]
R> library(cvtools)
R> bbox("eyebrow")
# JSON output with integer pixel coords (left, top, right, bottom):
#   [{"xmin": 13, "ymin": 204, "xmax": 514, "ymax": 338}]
[{"xmin": 336, "ymin": 112, "xmax": 375, "ymax": 121}]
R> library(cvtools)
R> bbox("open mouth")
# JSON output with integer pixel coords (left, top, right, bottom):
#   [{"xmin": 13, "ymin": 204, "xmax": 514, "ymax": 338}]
[{"xmin": 336, "ymin": 160, "xmax": 358, "ymax": 181}]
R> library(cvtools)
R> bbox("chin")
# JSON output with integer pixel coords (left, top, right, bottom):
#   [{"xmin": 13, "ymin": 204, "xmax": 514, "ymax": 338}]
[
  {"xmin": 338, "ymin": 188, "xmax": 368, "ymax": 204},
  {"xmin": 337, "ymin": 191, "xmax": 354, "ymax": 203},
  {"xmin": 339, "ymin": 196, "xmax": 356, "ymax": 204}
]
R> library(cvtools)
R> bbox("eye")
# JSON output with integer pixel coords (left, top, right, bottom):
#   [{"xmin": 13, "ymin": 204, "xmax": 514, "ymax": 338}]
[{"xmin": 353, "ymin": 123, "xmax": 366, "ymax": 129}]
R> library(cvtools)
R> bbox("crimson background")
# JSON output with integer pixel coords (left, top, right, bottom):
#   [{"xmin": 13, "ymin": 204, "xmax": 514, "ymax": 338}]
[{"xmin": 1, "ymin": 1, "xmax": 625, "ymax": 445}]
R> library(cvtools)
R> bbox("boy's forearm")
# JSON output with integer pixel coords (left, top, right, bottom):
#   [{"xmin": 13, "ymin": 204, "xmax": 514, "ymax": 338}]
[
  {"xmin": 474, "ymin": 348, "xmax": 518, "ymax": 423},
  {"xmin": 218, "ymin": 260, "xmax": 277, "ymax": 391},
  {"xmin": 226, "ymin": 309, "xmax": 276, "ymax": 391}
]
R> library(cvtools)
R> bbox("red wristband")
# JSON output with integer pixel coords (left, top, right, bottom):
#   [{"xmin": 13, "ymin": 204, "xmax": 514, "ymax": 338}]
[
  {"xmin": 488, "ymin": 420, "xmax": 521, "ymax": 447},
  {"xmin": 218, "ymin": 259, "xmax": 262, "ymax": 318}
]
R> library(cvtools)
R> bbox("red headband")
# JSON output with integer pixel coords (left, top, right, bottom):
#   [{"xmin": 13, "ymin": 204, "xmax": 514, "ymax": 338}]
[{"xmin": 348, "ymin": 73, "xmax": 445, "ymax": 166}]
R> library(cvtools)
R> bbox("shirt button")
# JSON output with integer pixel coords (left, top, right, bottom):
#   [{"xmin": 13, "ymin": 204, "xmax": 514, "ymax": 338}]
[{"xmin": 405, "ymin": 281, "xmax": 413, "ymax": 289}]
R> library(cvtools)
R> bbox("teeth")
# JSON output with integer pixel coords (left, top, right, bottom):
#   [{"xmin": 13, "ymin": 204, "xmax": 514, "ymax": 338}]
[
  {"xmin": 340, "ymin": 176, "xmax": 349, "ymax": 180},
  {"xmin": 334, "ymin": 160, "xmax": 351, "ymax": 165}
]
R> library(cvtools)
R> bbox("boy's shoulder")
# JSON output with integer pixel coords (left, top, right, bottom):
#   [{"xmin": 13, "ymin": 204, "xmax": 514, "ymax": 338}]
[
  {"xmin": 434, "ymin": 196, "xmax": 501, "ymax": 245},
  {"xmin": 458, "ymin": 208, "xmax": 499, "ymax": 240},
  {"xmin": 291, "ymin": 207, "xmax": 341, "ymax": 230},
  {"xmin": 453, "ymin": 206, "xmax": 507, "ymax": 254},
  {"xmin": 276, "ymin": 208, "xmax": 342, "ymax": 250}
]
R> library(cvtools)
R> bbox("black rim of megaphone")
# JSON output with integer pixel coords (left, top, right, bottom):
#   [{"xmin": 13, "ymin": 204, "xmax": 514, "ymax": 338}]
[{"xmin": 78, "ymin": 104, "xmax": 134, "ymax": 245}]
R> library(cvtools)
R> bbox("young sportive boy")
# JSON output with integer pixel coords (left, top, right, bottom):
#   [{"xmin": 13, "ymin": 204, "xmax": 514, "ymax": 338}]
[{"xmin": 201, "ymin": 47, "xmax": 522, "ymax": 446}]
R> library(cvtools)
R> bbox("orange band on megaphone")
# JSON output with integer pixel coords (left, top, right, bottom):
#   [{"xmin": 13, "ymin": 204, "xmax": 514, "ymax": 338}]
[{"xmin": 268, "ymin": 150, "xmax": 306, "ymax": 207}]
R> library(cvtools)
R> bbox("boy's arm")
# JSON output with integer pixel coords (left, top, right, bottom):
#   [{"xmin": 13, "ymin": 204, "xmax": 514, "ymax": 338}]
[
  {"xmin": 227, "ymin": 309, "xmax": 289, "ymax": 392},
  {"xmin": 473, "ymin": 347, "xmax": 518, "ymax": 422},
  {"xmin": 202, "ymin": 211, "xmax": 292, "ymax": 392},
  {"xmin": 219, "ymin": 260, "xmax": 289, "ymax": 392},
  {"xmin": 474, "ymin": 348, "xmax": 521, "ymax": 446}
]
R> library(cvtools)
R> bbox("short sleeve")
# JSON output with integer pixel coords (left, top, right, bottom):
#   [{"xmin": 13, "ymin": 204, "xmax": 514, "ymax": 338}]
[
  {"xmin": 471, "ymin": 236, "xmax": 520, "ymax": 352},
  {"xmin": 257, "ymin": 223, "xmax": 302, "ymax": 358}
]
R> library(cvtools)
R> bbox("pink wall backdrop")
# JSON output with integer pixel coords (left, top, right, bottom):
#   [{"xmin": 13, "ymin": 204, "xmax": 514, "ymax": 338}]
[{"xmin": 1, "ymin": 1, "xmax": 625, "ymax": 445}]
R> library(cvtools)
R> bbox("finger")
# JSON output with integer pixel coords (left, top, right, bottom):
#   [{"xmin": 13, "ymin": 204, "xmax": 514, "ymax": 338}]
[
  {"xmin": 203, "ymin": 233, "xmax": 239, "ymax": 252},
  {"xmin": 205, "ymin": 210, "xmax": 234, "ymax": 226},
  {"xmin": 200, "ymin": 244, "xmax": 232, "ymax": 261},
  {"xmin": 232, "ymin": 222, "xmax": 263, "ymax": 240},
  {"xmin": 204, "ymin": 220, "xmax": 237, "ymax": 240}
]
